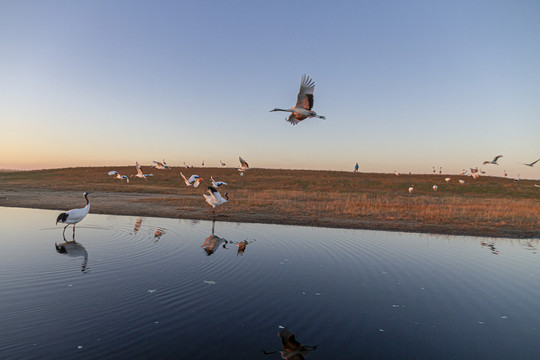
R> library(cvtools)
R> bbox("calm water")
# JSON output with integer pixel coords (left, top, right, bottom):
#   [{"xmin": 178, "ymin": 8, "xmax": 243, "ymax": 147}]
[{"xmin": 0, "ymin": 206, "xmax": 539, "ymax": 359}]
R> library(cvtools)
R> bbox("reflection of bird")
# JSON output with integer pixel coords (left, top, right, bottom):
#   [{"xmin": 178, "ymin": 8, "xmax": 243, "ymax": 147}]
[
  {"xmin": 133, "ymin": 162, "xmax": 153, "ymax": 180},
  {"xmin": 211, "ymin": 176, "xmax": 228, "ymax": 188},
  {"xmin": 203, "ymin": 186, "xmax": 229, "ymax": 213},
  {"xmin": 201, "ymin": 220, "xmax": 227, "ymax": 255},
  {"xmin": 483, "ymin": 155, "xmax": 503, "ymax": 165},
  {"xmin": 522, "ymin": 158, "xmax": 540, "ymax": 167},
  {"xmin": 153, "ymin": 228, "xmax": 165, "ymax": 242},
  {"xmin": 181, "ymin": 172, "xmax": 202, "ymax": 187},
  {"xmin": 237, "ymin": 156, "xmax": 249, "ymax": 176},
  {"xmin": 408, "ymin": 185, "xmax": 414, "ymax": 194},
  {"xmin": 56, "ymin": 192, "xmax": 90, "ymax": 239},
  {"xmin": 108, "ymin": 170, "xmax": 129, "ymax": 183},
  {"xmin": 263, "ymin": 327, "xmax": 318, "ymax": 359},
  {"xmin": 55, "ymin": 234, "xmax": 89, "ymax": 272},
  {"xmin": 132, "ymin": 217, "xmax": 143, "ymax": 235},
  {"xmin": 270, "ymin": 74, "xmax": 326, "ymax": 125},
  {"xmin": 433, "ymin": 185, "xmax": 438, "ymax": 191},
  {"xmin": 153, "ymin": 160, "xmax": 170, "ymax": 170}
]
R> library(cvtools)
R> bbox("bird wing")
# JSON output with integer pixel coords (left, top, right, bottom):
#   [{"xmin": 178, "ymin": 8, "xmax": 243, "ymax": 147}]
[
  {"xmin": 493, "ymin": 155, "xmax": 503, "ymax": 162},
  {"xmin": 206, "ymin": 186, "xmax": 218, "ymax": 201},
  {"xmin": 286, "ymin": 113, "xmax": 300, "ymax": 125},
  {"xmin": 295, "ymin": 74, "xmax": 315, "ymax": 110},
  {"xmin": 215, "ymin": 181, "xmax": 227, "ymax": 187},
  {"xmin": 180, "ymin": 172, "xmax": 188, "ymax": 182},
  {"xmin": 188, "ymin": 175, "xmax": 200, "ymax": 183},
  {"xmin": 108, "ymin": 171, "xmax": 119, "ymax": 175},
  {"xmin": 136, "ymin": 162, "xmax": 143, "ymax": 175},
  {"xmin": 239, "ymin": 157, "xmax": 249, "ymax": 168},
  {"xmin": 530, "ymin": 158, "xmax": 540, "ymax": 166}
]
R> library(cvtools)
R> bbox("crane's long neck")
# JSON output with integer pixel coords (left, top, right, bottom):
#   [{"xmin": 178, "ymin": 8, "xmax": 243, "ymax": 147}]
[
  {"xmin": 84, "ymin": 194, "xmax": 90, "ymax": 206},
  {"xmin": 273, "ymin": 108, "xmax": 292, "ymax": 113}
]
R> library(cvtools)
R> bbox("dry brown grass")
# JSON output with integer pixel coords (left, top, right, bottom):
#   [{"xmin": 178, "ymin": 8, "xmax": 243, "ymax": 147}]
[{"xmin": 0, "ymin": 166, "xmax": 538, "ymax": 238}]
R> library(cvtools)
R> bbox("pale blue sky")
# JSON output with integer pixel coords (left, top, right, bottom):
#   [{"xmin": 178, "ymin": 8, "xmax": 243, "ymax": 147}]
[{"xmin": 1, "ymin": 0, "xmax": 539, "ymax": 178}]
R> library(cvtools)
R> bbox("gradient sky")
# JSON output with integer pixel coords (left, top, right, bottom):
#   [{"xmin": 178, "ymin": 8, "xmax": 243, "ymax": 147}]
[{"xmin": 1, "ymin": 0, "xmax": 539, "ymax": 178}]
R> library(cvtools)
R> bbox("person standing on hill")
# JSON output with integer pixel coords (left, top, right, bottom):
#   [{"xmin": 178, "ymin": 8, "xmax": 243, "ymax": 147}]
[{"xmin": 354, "ymin": 163, "xmax": 359, "ymax": 172}]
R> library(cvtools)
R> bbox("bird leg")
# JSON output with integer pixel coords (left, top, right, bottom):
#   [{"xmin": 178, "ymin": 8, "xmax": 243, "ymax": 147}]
[
  {"xmin": 63, "ymin": 224, "xmax": 69, "ymax": 237},
  {"xmin": 72, "ymin": 225, "xmax": 76, "ymax": 240}
]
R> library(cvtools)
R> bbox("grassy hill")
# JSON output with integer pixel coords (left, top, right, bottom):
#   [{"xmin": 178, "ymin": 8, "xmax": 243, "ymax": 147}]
[{"xmin": 0, "ymin": 166, "xmax": 538, "ymax": 238}]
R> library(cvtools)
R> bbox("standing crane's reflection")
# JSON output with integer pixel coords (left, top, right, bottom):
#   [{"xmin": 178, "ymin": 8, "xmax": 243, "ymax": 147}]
[
  {"xmin": 55, "ymin": 233, "xmax": 89, "ymax": 272},
  {"xmin": 201, "ymin": 220, "xmax": 228, "ymax": 256},
  {"xmin": 131, "ymin": 217, "xmax": 143, "ymax": 236},
  {"xmin": 263, "ymin": 327, "xmax": 318, "ymax": 359},
  {"xmin": 153, "ymin": 228, "xmax": 166, "ymax": 242}
]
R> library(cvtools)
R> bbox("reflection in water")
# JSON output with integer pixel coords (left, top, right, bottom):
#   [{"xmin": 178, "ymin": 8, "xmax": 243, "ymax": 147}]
[
  {"xmin": 263, "ymin": 327, "xmax": 317, "ymax": 359},
  {"xmin": 153, "ymin": 228, "xmax": 166, "ymax": 242},
  {"xmin": 55, "ymin": 234, "xmax": 88, "ymax": 272},
  {"xmin": 201, "ymin": 220, "xmax": 228, "ymax": 256},
  {"xmin": 230, "ymin": 239, "xmax": 255, "ymax": 255},
  {"xmin": 520, "ymin": 240, "xmax": 537, "ymax": 254},
  {"xmin": 481, "ymin": 240, "xmax": 500, "ymax": 255},
  {"xmin": 131, "ymin": 217, "xmax": 143, "ymax": 235}
]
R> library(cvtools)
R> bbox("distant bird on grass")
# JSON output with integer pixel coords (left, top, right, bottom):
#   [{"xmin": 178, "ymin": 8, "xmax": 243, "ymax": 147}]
[
  {"xmin": 439, "ymin": 167, "xmax": 442, "ymax": 174},
  {"xmin": 153, "ymin": 160, "xmax": 170, "ymax": 170},
  {"xmin": 394, "ymin": 170, "xmax": 400, "ymax": 176},
  {"xmin": 181, "ymin": 172, "xmax": 202, "ymax": 187},
  {"xmin": 133, "ymin": 162, "xmax": 153, "ymax": 180},
  {"xmin": 108, "ymin": 170, "xmax": 129, "ymax": 183},
  {"xmin": 521, "ymin": 158, "xmax": 540, "ymax": 167},
  {"xmin": 515, "ymin": 174, "xmax": 520, "ymax": 182},
  {"xmin": 211, "ymin": 176, "xmax": 228, "ymax": 188},
  {"xmin": 408, "ymin": 185, "xmax": 414, "ymax": 194},
  {"xmin": 483, "ymin": 155, "xmax": 503, "ymax": 165},
  {"xmin": 433, "ymin": 185, "xmax": 438, "ymax": 191},
  {"xmin": 504, "ymin": 170, "xmax": 507, "ymax": 177},
  {"xmin": 459, "ymin": 179, "xmax": 465, "ymax": 185},
  {"xmin": 432, "ymin": 166, "xmax": 436, "ymax": 173},
  {"xmin": 220, "ymin": 160, "xmax": 226, "ymax": 166},
  {"xmin": 237, "ymin": 156, "xmax": 249, "ymax": 176},
  {"xmin": 445, "ymin": 178, "xmax": 451, "ymax": 183},
  {"xmin": 270, "ymin": 74, "xmax": 326, "ymax": 125},
  {"xmin": 56, "ymin": 192, "xmax": 90, "ymax": 239},
  {"xmin": 203, "ymin": 186, "xmax": 229, "ymax": 214}
]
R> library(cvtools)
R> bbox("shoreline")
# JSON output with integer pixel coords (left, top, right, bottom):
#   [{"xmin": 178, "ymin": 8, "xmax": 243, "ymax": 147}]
[{"xmin": 1, "ymin": 189, "xmax": 537, "ymax": 239}]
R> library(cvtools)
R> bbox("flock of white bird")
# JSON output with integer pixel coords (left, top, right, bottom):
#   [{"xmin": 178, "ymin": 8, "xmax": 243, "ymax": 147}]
[
  {"xmin": 406, "ymin": 155, "xmax": 539, "ymax": 194},
  {"xmin": 55, "ymin": 74, "xmax": 537, "ymax": 235}
]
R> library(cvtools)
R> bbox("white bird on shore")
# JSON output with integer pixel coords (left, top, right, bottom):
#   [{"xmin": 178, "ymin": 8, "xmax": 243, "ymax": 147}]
[
  {"xmin": 522, "ymin": 158, "xmax": 540, "ymax": 167},
  {"xmin": 408, "ymin": 185, "xmax": 414, "ymax": 194},
  {"xmin": 433, "ymin": 185, "xmax": 438, "ymax": 191},
  {"xmin": 133, "ymin": 162, "xmax": 153, "ymax": 180},
  {"xmin": 108, "ymin": 171, "xmax": 129, "ymax": 183},
  {"xmin": 459, "ymin": 179, "xmax": 465, "ymax": 185},
  {"xmin": 432, "ymin": 166, "xmax": 436, "ymax": 173},
  {"xmin": 439, "ymin": 167, "xmax": 442, "ymax": 174},
  {"xmin": 203, "ymin": 186, "xmax": 229, "ymax": 213},
  {"xmin": 515, "ymin": 174, "xmax": 520, "ymax": 182},
  {"xmin": 220, "ymin": 160, "xmax": 226, "ymax": 166},
  {"xmin": 181, "ymin": 172, "xmax": 202, "ymax": 187},
  {"xmin": 153, "ymin": 160, "xmax": 170, "ymax": 170},
  {"xmin": 201, "ymin": 161, "xmax": 205, "ymax": 166},
  {"xmin": 394, "ymin": 170, "xmax": 400, "ymax": 176},
  {"xmin": 270, "ymin": 74, "xmax": 326, "ymax": 125},
  {"xmin": 237, "ymin": 156, "xmax": 249, "ymax": 176},
  {"xmin": 211, "ymin": 176, "xmax": 228, "ymax": 187},
  {"xmin": 445, "ymin": 177, "xmax": 451, "ymax": 183},
  {"xmin": 56, "ymin": 192, "xmax": 90, "ymax": 239},
  {"xmin": 504, "ymin": 170, "xmax": 507, "ymax": 177},
  {"xmin": 483, "ymin": 155, "xmax": 503, "ymax": 165}
]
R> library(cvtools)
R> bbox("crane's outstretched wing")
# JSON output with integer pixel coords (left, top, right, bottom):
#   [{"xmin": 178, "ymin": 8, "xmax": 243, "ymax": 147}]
[
  {"xmin": 136, "ymin": 162, "xmax": 143, "ymax": 175},
  {"xmin": 108, "ymin": 171, "xmax": 119, "ymax": 176},
  {"xmin": 239, "ymin": 157, "xmax": 249, "ymax": 168},
  {"xmin": 180, "ymin": 172, "xmax": 188, "ymax": 183},
  {"xmin": 493, "ymin": 155, "xmax": 503, "ymax": 162},
  {"xmin": 188, "ymin": 175, "xmax": 200, "ymax": 183},
  {"xmin": 287, "ymin": 114, "xmax": 300, "ymax": 125},
  {"xmin": 295, "ymin": 74, "xmax": 315, "ymax": 110}
]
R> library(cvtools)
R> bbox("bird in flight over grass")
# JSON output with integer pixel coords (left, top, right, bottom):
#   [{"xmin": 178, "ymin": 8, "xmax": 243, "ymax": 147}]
[
  {"xmin": 153, "ymin": 160, "xmax": 170, "ymax": 170},
  {"xmin": 133, "ymin": 162, "xmax": 153, "ymax": 181},
  {"xmin": 181, "ymin": 172, "xmax": 202, "ymax": 187},
  {"xmin": 108, "ymin": 170, "xmax": 129, "ymax": 183},
  {"xmin": 521, "ymin": 158, "xmax": 540, "ymax": 167},
  {"xmin": 270, "ymin": 74, "xmax": 326, "ymax": 125},
  {"xmin": 203, "ymin": 186, "xmax": 229, "ymax": 213},
  {"xmin": 210, "ymin": 176, "xmax": 228, "ymax": 188},
  {"xmin": 483, "ymin": 155, "xmax": 503, "ymax": 165},
  {"xmin": 237, "ymin": 156, "xmax": 249, "ymax": 176}
]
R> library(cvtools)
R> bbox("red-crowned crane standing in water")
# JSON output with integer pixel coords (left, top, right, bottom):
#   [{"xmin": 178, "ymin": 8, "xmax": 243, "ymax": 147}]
[
  {"xmin": 270, "ymin": 74, "xmax": 326, "ymax": 125},
  {"xmin": 56, "ymin": 192, "xmax": 90, "ymax": 239}
]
